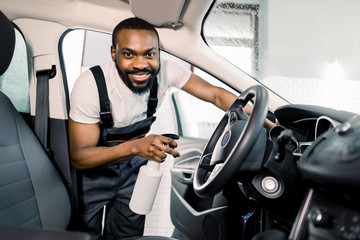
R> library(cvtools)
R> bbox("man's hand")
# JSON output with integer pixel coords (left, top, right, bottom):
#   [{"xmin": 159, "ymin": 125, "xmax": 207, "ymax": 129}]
[
  {"xmin": 132, "ymin": 134, "xmax": 180, "ymax": 162},
  {"xmin": 69, "ymin": 119, "xmax": 180, "ymax": 170}
]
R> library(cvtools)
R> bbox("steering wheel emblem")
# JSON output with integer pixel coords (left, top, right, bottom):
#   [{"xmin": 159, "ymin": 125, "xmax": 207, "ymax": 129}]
[{"xmin": 221, "ymin": 131, "xmax": 231, "ymax": 147}]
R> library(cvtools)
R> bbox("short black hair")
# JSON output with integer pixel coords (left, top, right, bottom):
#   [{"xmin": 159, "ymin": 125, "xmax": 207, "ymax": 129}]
[{"xmin": 112, "ymin": 17, "xmax": 159, "ymax": 47}]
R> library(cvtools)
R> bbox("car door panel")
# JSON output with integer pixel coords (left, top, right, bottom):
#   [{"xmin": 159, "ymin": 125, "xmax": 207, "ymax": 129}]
[{"xmin": 170, "ymin": 137, "xmax": 228, "ymax": 240}]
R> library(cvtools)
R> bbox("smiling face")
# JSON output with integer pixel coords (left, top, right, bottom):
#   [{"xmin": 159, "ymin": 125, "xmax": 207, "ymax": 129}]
[{"xmin": 111, "ymin": 29, "xmax": 160, "ymax": 94}]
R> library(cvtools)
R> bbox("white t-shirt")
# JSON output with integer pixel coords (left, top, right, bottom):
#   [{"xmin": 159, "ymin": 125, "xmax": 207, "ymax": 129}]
[{"xmin": 69, "ymin": 56, "xmax": 191, "ymax": 127}]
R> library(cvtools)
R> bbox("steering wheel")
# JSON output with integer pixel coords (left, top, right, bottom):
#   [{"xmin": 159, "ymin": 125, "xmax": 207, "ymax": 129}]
[{"xmin": 193, "ymin": 85, "xmax": 269, "ymax": 198}]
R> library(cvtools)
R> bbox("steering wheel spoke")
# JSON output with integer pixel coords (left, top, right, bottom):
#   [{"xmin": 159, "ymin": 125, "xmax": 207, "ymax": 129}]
[
  {"xmin": 207, "ymin": 163, "xmax": 224, "ymax": 181},
  {"xmin": 199, "ymin": 153, "xmax": 215, "ymax": 171},
  {"xmin": 228, "ymin": 107, "xmax": 248, "ymax": 124}
]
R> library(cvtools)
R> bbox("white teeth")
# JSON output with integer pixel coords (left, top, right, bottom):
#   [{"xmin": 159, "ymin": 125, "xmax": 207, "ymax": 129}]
[{"xmin": 130, "ymin": 73, "xmax": 149, "ymax": 81}]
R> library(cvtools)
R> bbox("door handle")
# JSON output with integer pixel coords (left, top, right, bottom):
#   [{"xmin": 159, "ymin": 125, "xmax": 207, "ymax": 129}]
[{"xmin": 170, "ymin": 168, "xmax": 195, "ymax": 184}]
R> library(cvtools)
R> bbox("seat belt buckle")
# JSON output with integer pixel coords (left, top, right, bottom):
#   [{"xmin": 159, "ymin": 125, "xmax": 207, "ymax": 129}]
[
  {"xmin": 100, "ymin": 111, "xmax": 114, "ymax": 128},
  {"xmin": 147, "ymin": 97, "xmax": 158, "ymax": 110}
]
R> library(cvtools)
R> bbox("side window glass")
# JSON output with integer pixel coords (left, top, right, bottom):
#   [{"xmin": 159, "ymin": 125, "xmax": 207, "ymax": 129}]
[
  {"xmin": 0, "ymin": 28, "xmax": 30, "ymax": 113},
  {"xmin": 172, "ymin": 66, "xmax": 238, "ymax": 139},
  {"xmin": 62, "ymin": 29, "xmax": 112, "ymax": 93}
]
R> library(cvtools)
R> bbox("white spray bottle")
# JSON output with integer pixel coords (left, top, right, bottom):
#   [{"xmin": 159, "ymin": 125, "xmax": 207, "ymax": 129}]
[
  {"xmin": 129, "ymin": 160, "xmax": 162, "ymax": 215},
  {"xmin": 129, "ymin": 133, "xmax": 179, "ymax": 215}
]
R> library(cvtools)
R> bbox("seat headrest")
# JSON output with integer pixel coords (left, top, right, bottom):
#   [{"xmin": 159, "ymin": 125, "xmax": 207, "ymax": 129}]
[{"xmin": 0, "ymin": 10, "xmax": 15, "ymax": 76}]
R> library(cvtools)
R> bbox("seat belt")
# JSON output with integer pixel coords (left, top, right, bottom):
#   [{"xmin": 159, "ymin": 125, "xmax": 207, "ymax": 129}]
[
  {"xmin": 90, "ymin": 65, "xmax": 158, "ymax": 128},
  {"xmin": 34, "ymin": 55, "xmax": 56, "ymax": 154}
]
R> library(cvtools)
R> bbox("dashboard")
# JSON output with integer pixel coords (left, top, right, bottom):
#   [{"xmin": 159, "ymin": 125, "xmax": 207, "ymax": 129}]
[
  {"xmin": 273, "ymin": 104, "xmax": 355, "ymax": 159},
  {"xmin": 271, "ymin": 105, "xmax": 360, "ymax": 240}
]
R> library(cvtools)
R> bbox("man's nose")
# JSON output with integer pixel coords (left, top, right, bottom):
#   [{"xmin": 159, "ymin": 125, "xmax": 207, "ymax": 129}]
[{"xmin": 132, "ymin": 56, "xmax": 148, "ymax": 69}]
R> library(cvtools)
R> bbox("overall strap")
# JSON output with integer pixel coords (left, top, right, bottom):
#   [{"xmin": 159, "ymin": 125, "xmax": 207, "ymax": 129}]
[
  {"xmin": 147, "ymin": 78, "xmax": 158, "ymax": 118},
  {"xmin": 90, "ymin": 65, "xmax": 113, "ymax": 128}
]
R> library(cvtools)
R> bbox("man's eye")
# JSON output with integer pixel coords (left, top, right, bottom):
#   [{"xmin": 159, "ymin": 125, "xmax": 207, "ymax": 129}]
[
  {"xmin": 145, "ymin": 52, "xmax": 155, "ymax": 58},
  {"xmin": 124, "ymin": 52, "xmax": 133, "ymax": 58}
]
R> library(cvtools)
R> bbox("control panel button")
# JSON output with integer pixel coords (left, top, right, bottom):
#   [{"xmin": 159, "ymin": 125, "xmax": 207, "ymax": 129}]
[
  {"xmin": 310, "ymin": 208, "xmax": 332, "ymax": 228},
  {"xmin": 261, "ymin": 176, "xmax": 279, "ymax": 194}
]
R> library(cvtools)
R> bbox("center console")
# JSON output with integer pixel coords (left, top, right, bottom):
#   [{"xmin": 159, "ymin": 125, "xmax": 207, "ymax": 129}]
[{"xmin": 289, "ymin": 189, "xmax": 360, "ymax": 240}]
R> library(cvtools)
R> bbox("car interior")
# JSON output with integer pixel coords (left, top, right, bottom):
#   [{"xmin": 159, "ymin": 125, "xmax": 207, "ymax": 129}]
[
  {"xmin": 1, "ymin": 0, "xmax": 360, "ymax": 240},
  {"xmin": 0, "ymin": 6, "xmax": 175, "ymax": 240}
]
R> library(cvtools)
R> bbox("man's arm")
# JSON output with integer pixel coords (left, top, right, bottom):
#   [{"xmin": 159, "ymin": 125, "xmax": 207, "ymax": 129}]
[
  {"xmin": 181, "ymin": 73, "xmax": 275, "ymax": 131},
  {"xmin": 68, "ymin": 119, "xmax": 180, "ymax": 170}
]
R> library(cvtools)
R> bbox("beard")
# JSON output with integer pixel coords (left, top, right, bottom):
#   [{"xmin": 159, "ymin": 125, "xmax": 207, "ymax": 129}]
[{"xmin": 115, "ymin": 58, "xmax": 160, "ymax": 95}]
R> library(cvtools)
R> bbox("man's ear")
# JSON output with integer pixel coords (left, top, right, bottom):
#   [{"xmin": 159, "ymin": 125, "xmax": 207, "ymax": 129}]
[{"xmin": 111, "ymin": 45, "xmax": 116, "ymax": 62}]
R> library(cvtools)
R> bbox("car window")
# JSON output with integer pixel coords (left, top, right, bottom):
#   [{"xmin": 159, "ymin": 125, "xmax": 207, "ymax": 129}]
[
  {"xmin": 0, "ymin": 28, "xmax": 30, "ymax": 113},
  {"xmin": 61, "ymin": 29, "xmax": 237, "ymax": 139},
  {"xmin": 203, "ymin": 2, "xmax": 258, "ymax": 77},
  {"xmin": 204, "ymin": 0, "xmax": 360, "ymax": 115}
]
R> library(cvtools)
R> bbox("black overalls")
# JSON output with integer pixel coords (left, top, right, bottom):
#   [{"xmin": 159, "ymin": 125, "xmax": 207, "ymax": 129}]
[{"xmin": 77, "ymin": 66, "xmax": 158, "ymax": 240}]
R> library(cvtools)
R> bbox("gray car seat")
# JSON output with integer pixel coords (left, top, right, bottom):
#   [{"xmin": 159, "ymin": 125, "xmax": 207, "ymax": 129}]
[
  {"xmin": 0, "ymin": 10, "xmax": 176, "ymax": 240},
  {"xmin": 0, "ymin": 10, "xmax": 72, "ymax": 230}
]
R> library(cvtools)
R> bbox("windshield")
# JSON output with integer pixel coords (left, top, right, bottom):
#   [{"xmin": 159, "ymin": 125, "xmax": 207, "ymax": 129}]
[{"xmin": 203, "ymin": 0, "xmax": 360, "ymax": 115}]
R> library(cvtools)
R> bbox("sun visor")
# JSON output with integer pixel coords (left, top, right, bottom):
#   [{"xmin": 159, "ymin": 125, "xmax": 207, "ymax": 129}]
[{"xmin": 129, "ymin": 0, "xmax": 185, "ymax": 28}]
